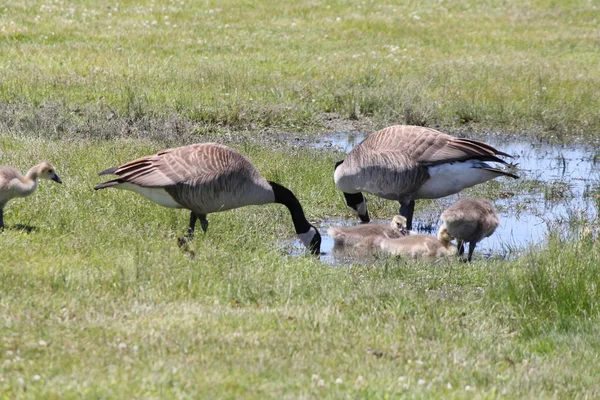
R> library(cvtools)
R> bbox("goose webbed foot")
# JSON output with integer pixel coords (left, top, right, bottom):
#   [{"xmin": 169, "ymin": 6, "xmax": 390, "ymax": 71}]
[{"xmin": 177, "ymin": 213, "xmax": 208, "ymax": 247}]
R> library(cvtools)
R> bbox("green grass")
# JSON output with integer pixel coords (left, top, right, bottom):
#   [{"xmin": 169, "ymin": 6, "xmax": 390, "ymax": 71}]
[
  {"xmin": 2, "ymin": 137, "xmax": 600, "ymax": 398},
  {"xmin": 1, "ymin": 0, "xmax": 600, "ymax": 137},
  {"xmin": 2, "ymin": 0, "xmax": 600, "ymax": 397}
]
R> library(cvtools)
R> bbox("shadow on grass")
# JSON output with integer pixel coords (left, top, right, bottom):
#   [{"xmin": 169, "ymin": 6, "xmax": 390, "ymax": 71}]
[{"xmin": 5, "ymin": 224, "xmax": 38, "ymax": 233}]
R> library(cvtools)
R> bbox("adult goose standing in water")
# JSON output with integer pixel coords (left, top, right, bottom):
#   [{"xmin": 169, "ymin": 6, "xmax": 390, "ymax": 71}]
[
  {"xmin": 94, "ymin": 143, "xmax": 321, "ymax": 254},
  {"xmin": 0, "ymin": 162, "xmax": 62, "ymax": 229},
  {"xmin": 440, "ymin": 197, "xmax": 499, "ymax": 262},
  {"xmin": 334, "ymin": 125, "xmax": 518, "ymax": 230}
]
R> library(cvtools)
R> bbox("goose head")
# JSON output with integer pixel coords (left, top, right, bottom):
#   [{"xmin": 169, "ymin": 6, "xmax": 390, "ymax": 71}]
[
  {"xmin": 298, "ymin": 225, "xmax": 322, "ymax": 255},
  {"xmin": 35, "ymin": 162, "xmax": 62, "ymax": 184}
]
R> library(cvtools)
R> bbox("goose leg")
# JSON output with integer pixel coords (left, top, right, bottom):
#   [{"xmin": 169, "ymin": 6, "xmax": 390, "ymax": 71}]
[
  {"xmin": 399, "ymin": 200, "xmax": 415, "ymax": 231},
  {"xmin": 467, "ymin": 241, "xmax": 476, "ymax": 262},
  {"xmin": 0, "ymin": 209, "xmax": 3, "ymax": 230},
  {"xmin": 178, "ymin": 212, "xmax": 199, "ymax": 246},
  {"xmin": 457, "ymin": 241, "xmax": 465, "ymax": 258},
  {"xmin": 199, "ymin": 214, "xmax": 208, "ymax": 233}
]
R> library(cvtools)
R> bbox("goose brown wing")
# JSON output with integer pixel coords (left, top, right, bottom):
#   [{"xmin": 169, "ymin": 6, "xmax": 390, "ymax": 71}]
[
  {"xmin": 364, "ymin": 125, "xmax": 510, "ymax": 166},
  {"xmin": 101, "ymin": 143, "xmax": 246, "ymax": 188}
]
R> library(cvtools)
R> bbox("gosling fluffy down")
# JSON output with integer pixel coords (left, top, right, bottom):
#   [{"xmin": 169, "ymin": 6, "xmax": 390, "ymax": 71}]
[
  {"xmin": 440, "ymin": 197, "xmax": 499, "ymax": 261},
  {"xmin": 376, "ymin": 225, "xmax": 456, "ymax": 259},
  {"xmin": 328, "ymin": 215, "xmax": 408, "ymax": 247},
  {"xmin": 0, "ymin": 162, "xmax": 62, "ymax": 229}
]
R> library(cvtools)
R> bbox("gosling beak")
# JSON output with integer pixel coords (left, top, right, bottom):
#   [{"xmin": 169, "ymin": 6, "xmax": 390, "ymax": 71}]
[{"xmin": 52, "ymin": 174, "xmax": 62, "ymax": 184}]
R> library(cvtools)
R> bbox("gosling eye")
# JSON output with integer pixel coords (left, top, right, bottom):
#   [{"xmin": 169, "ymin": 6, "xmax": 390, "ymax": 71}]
[{"xmin": 48, "ymin": 170, "xmax": 54, "ymax": 174}]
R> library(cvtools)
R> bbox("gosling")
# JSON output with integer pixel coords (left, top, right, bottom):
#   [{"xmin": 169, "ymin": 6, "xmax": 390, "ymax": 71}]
[
  {"xmin": 439, "ymin": 198, "xmax": 499, "ymax": 262},
  {"xmin": 376, "ymin": 225, "xmax": 456, "ymax": 259},
  {"xmin": 0, "ymin": 162, "xmax": 62, "ymax": 229},
  {"xmin": 328, "ymin": 215, "xmax": 409, "ymax": 247}
]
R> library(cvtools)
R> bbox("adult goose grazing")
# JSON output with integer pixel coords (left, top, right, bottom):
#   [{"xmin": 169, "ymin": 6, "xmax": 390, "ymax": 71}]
[
  {"xmin": 328, "ymin": 215, "xmax": 408, "ymax": 247},
  {"xmin": 376, "ymin": 225, "xmax": 456, "ymax": 259},
  {"xmin": 0, "ymin": 162, "xmax": 62, "ymax": 229},
  {"xmin": 94, "ymin": 143, "xmax": 321, "ymax": 254},
  {"xmin": 334, "ymin": 125, "xmax": 518, "ymax": 230},
  {"xmin": 440, "ymin": 197, "xmax": 499, "ymax": 262}
]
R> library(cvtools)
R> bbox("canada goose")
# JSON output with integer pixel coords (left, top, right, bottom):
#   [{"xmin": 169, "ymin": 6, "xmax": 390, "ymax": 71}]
[
  {"xmin": 94, "ymin": 143, "xmax": 321, "ymax": 254},
  {"xmin": 0, "ymin": 162, "xmax": 62, "ymax": 229},
  {"xmin": 327, "ymin": 215, "xmax": 408, "ymax": 247},
  {"xmin": 334, "ymin": 125, "xmax": 518, "ymax": 230},
  {"xmin": 376, "ymin": 225, "xmax": 457, "ymax": 259},
  {"xmin": 439, "ymin": 198, "xmax": 499, "ymax": 262}
]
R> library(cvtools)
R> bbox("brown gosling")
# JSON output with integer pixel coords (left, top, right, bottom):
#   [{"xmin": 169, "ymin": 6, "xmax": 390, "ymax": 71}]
[
  {"xmin": 327, "ymin": 215, "xmax": 408, "ymax": 247},
  {"xmin": 94, "ymin": 143, "xmax": 321, "ymax": 254},
  {"xmin": 0, "ymin": 162, "xmax": 62, "ymax": 229},
  {"xmin": 334, "ymin": 125, "xmax": 518, "ymax": 230},
  {"xmin": 375, "ymin": 225, "xmax": 457, "ymax": 259},
  {"xmin": 440, "ymin": 198, "xmax": 499, "ymax": 262}
]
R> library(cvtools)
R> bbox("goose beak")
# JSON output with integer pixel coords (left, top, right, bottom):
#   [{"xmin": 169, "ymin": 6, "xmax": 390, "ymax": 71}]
[
  {"xmin": 52, "ymin": 174, "xmax": 62, "ymax": 184},
  {"xmin": 359, "ymin": 213, "xmax": 370, "ymax": 223},
  {"xmin": 309, "ymin": 233, "xmax": 322, "ymax": 255}
]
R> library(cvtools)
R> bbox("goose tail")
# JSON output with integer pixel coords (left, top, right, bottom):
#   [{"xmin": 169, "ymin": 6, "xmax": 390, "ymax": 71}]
[{"xmin": 480, "ymin": 167, "xmax": 519, "ymax": 179}]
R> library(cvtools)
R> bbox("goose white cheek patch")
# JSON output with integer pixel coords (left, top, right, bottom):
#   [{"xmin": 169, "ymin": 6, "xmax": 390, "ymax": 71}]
[{"xmin": 298, "ymin": 227, "xmax": 318, "ymax": 248}]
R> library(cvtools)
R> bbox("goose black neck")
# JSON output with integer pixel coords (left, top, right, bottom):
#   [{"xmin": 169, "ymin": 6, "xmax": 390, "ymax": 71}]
[{"xmin": 269, "ymin": 181, "xmax": 312, "ymax": 234}]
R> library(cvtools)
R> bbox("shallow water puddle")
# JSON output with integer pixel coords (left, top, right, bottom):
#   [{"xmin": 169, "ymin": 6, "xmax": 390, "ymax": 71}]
[{"xmin": 285, "ymin": 132, "xmax": 600, "ymax": 264}]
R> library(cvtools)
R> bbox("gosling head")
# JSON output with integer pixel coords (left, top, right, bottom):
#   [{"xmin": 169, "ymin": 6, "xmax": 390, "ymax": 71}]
[
  {"xmin": 36, "ymin": 162, "xmax": 62, "ymax": 184},
  {"xmin": 390, "ymin": 215, "xmax": 408, "ymax": 233},
  {"xmin": 437, "ymin": 224, "xmax": 453, "ymax": 246}
]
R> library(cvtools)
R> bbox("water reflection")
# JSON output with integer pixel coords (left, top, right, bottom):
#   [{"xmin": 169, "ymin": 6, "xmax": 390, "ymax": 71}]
[{"xmin": 286, "ymin": 132, "xmax": 600, "ymax": 264}]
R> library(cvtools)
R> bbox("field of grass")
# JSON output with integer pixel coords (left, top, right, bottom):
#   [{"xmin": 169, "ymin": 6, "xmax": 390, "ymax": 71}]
[
  {"xmin": 0, "ymin": 136, "xmax": 599, "ymax": 398},
  {"xmin": 1, "ymin": 0, "xmax": 600, "ymax": 137},
  {"xmin": 2, "ymin": 0, "xmax": 600, "ymax": 398}
]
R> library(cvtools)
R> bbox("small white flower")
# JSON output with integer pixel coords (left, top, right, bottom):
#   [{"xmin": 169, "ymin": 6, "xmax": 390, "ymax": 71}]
[
  {"xmin": 418, "ymin": 379, "xmax": 426, "ymax": 385},
  {"xmin": 118, "ymin": 342, "xmax": 127, "ymax": 350},
  {"xmin": 311, "ymin": 374, "xmax": 319, "ymax": 382},
  {"xmin": 447, "ymin": 382, "xmax": 453, "ymax": 389},
  {"xmin": 465, "ymin": 385, "xmax": 473, "ymax": 391},
  {"xmin": 317, "ymin": 379, "xmax": 325, "ymax": 388},
  {"xmin": 335, "ymin": 378, "xmax": 343, "ymax": 384},
  {"xmin": 398, "ymin": 376, "xmax": 406, "ymax": 382},
  {"xmin": 33, "ymin": 375, "xmax": 41, "ymax": 381}
]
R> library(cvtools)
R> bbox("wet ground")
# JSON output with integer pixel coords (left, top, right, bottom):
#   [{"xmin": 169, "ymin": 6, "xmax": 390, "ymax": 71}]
[{"xmin": 285, "ymin": 132, "xmax": 600, "ymax": 264}]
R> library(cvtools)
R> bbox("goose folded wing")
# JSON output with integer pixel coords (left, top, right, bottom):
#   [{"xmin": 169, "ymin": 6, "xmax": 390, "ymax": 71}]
[
  {"xmin": 375, "ymin": 126, "xmax": 510, "ymax": 166},
  {"xmin": 105, "ymin": 146, "xmax": 226, "ymax": 188}
]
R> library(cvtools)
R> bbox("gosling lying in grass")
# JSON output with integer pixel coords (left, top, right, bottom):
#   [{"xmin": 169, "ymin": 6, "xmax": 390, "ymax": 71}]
[
  {"xmin": 328, "ymin": 215, "xmax": 409, "ymax": 247},
  {"xmin": 375, "ymin": 225, "xmax": 457, "ymax": 259},
  {"xmin": 0, "ymin": 162, "xmax": 62, "ymax": 229}
]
